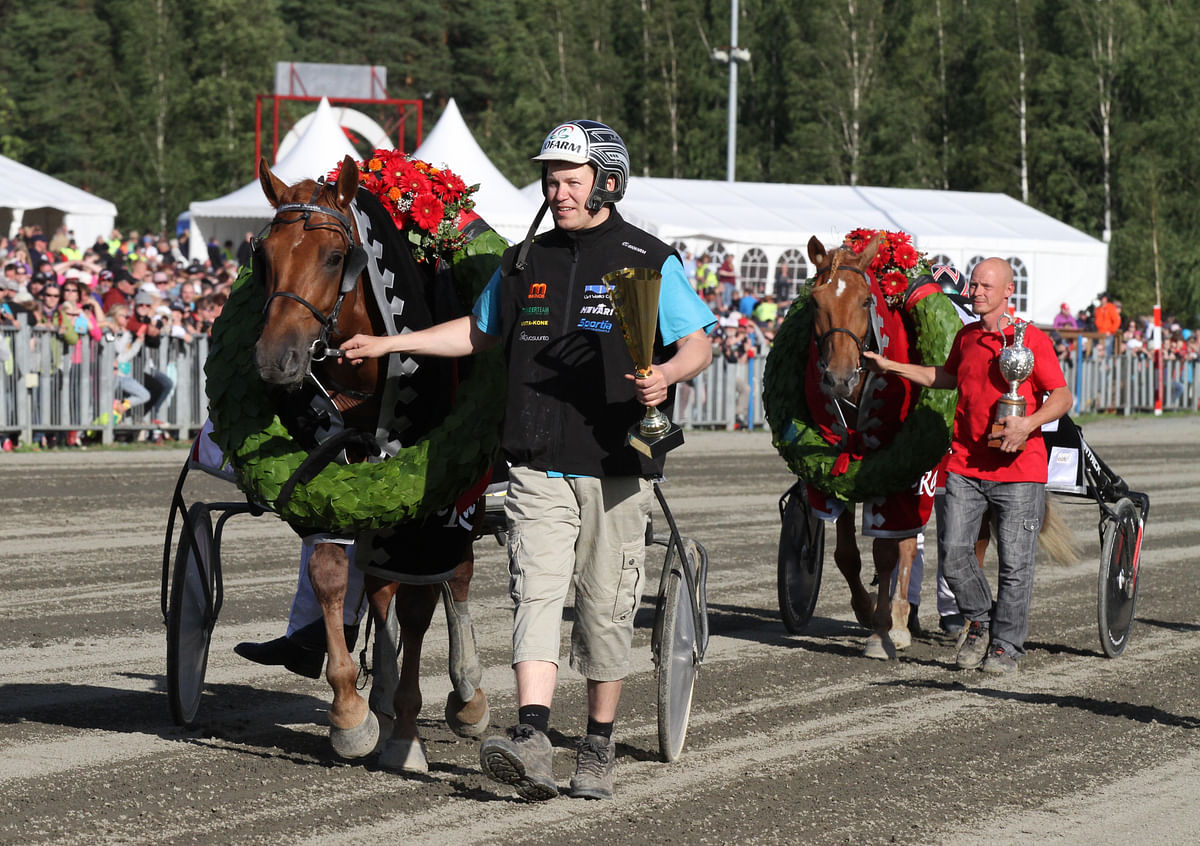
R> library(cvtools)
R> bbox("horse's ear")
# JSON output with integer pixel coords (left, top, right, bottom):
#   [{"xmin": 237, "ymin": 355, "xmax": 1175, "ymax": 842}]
[
  {"xmin": 333, "ymin": 155, "xmax": 360, "ymax": 209},
  {"xmin": 258, "ymin": 157, "xmax": 288, "ymax": 209},
  {"xmin": 807, "ymin": 235, "xmax": 827, "ymax": 268},
  {"xmin": 856, "ymin": 232, "xmax": 886, "ymax": 266}
]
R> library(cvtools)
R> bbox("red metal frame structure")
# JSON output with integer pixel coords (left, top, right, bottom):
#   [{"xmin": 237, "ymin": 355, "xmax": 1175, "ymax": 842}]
[{"xmin": 254, "ymin": 94, "xmax": 423, "ymax": 166}]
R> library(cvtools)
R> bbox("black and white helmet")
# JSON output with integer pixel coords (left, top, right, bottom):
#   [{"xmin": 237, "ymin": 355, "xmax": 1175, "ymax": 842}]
[{"xmin": 533, "ymin": 120, "xmax": 630, "ymax": 211}]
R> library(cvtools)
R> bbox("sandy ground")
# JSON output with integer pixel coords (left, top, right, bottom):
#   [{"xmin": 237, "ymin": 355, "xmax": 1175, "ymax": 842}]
[{"xmin": 1, "ymin": 415, "xmax": 1198, "ymax": 845}]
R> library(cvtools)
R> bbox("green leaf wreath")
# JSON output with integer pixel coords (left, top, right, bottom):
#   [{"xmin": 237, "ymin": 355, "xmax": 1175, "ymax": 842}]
[
  {"xmin": 763, "ymin": 285, "xmax": 961, "ymax": 502},
  {"xmin": 204, "ymin": 227, "xmax": 508, "ymax": 532}
]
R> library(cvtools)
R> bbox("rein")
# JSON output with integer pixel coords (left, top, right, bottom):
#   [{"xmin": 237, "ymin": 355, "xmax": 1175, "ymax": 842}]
[{"xmin": 258, "ymin": 181, "xmax": 369, "ymax": 361}]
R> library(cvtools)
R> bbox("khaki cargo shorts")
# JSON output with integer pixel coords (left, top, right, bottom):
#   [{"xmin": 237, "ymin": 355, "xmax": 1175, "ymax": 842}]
[{"xmin": 505, "ymin": 466, "xmax": 651, "ymax": 682}]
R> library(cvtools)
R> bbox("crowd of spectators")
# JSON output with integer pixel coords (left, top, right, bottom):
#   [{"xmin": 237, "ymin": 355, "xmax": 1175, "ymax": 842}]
[
  {"xmin": 1, "ymin": 223, "xmax": 239, "ymax": 448},
  {"xmin": 1046, "ymin": 293, "xmax": 1199, "ymax": 366}
]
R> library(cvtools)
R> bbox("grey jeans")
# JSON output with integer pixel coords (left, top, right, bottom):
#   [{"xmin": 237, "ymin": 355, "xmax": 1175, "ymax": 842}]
[{"xmin": 941, "ymin": 472, "xmax": 1044, "ymax": 656}]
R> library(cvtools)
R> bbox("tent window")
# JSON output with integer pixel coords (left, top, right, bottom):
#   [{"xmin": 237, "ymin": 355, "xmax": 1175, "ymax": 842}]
[
  {"xmin": 965, "ymin": 255, "xmax": 987, "ymax": 281},
  {"xmin": 775, "ymin": 249, "xmax": 807, "ymax": 301},
  {"xmin": 670, "ymin": 240, "xmax": 689, "ymax": 255},
  {"xmin": 740, "ymin": 248, "xmax": 769, "ymax": 296},
  {"xmin": 928, "ymin": 254, "xmax": 952, "ymax": 269},
  {"xmin": 1008, "ymin": 257, "xmax": 1029, "ymax": 313},
  {"xmin": 703, "ymin": 242, "xmax": 728, "ymax": 266}
]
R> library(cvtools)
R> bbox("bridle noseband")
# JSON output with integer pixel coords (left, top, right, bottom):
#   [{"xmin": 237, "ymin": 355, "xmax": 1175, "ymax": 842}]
[{"xmin": 258, "ymin": 180, "xmax": 369, "ymax": 360}]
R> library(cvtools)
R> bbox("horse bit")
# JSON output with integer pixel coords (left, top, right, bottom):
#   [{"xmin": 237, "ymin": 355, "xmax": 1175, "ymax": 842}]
[{"xmin": 257, "ymin": 179, "xmax": 369, "ymax": 362}]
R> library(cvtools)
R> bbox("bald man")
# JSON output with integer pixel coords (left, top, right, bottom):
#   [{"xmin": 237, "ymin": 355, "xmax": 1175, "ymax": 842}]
[{"xmin": 864, "ymin": 258, "xmax": 1072, "ymax": 674}]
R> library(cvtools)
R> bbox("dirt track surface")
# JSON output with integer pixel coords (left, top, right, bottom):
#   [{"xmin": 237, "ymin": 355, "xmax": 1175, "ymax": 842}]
[{"xmin": 1, "ymin": 417, "xmax": 1198, "ymax": 845}]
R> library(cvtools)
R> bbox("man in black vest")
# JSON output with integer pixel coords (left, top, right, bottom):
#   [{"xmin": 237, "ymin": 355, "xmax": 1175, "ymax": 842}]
[{"xmin": 344, "ymin": 120, "xmax": 714, "ymax": 801}]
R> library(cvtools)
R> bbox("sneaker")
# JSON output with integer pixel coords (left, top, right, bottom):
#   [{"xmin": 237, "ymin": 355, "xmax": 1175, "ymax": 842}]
[
  {"xmin": 569, "ymin": 734, "xmax": 616, "ymax": 800},
  {"xmin": 479, "ymin": 724, "xmax": 558, "ymax": 801},
  {"xmin": 955, "ymin": 620, "xmax": 989, "ymax": 669},
  {"xmin": 939, "ymin": 613, "xmax": 966, "ymax": 635},
  {"xmin": 981, "ymin": 645, "xmax": 1019, "ymax": 674}
]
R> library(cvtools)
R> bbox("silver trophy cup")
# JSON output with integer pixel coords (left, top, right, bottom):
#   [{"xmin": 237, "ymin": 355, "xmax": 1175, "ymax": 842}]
[{"xmin": 990, "ymin": 317, "xmax": 1035, "ymax": 449}]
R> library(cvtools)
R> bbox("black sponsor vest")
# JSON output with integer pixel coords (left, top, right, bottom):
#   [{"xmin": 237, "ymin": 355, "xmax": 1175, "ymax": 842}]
[{"xmin": 497, "ymin": 210, "xmax": 676, "ymax": 477}]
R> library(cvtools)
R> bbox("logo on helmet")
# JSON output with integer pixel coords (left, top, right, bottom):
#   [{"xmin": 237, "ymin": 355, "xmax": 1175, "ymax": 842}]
[{"xmin": 540, "ymin": 125, "xmax": 587, "ymax": 159}]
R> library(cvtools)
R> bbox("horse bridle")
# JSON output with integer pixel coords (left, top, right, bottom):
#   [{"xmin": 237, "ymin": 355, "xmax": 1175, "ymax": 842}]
[
  {"xmin": 258, "ymin": 180, "xmax": 369, "ymax": 360},
  {"xmin": 812, "ymin": 262, "xmax": 875, "ymax": 376}
]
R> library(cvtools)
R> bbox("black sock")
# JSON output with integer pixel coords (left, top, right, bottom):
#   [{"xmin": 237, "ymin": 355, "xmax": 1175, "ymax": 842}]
[
  {"xmin": 586, "ymin": 718, "xmax": 614, "ymax": 740},
  {"xmin": 518, "ymin": 705, "xmax": 550, "ymax": 734}
]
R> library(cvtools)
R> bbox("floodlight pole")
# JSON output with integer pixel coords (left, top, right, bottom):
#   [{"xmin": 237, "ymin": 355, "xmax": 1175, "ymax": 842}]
[{"xmin": 711, "ymin": 0, "xmax": 750, "ymax": 182}]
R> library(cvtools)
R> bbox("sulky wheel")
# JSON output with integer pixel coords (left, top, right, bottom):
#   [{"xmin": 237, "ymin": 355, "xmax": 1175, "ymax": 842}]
[
  {"xmin": 777, "ymin": 483, "xmax": 824, "ymax": 634},
  {"xmin": 167, "ymin": 502, "xmax": 217, "ymax": 726},
  {"xmin": 1098, "ymin": 497, "xmax": 1141, "ymax": 658},
  {"xmin": 656, "ymin": 537, "xmax": 701, "ymax": 763}
]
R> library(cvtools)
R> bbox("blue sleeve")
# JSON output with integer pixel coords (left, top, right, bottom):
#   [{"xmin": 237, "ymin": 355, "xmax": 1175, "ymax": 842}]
[
  {"xmin": 471, "ymin": 267, "xmax": 504, "ymax": 336},
  {"xmin": 658, "ymin": 254, "xmax": 716, "ymax": 345}
]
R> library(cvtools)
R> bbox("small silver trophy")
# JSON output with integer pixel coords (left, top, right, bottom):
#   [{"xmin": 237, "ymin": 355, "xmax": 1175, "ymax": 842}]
[
  {"xmin": 602, "ymin": 266, "xmax": 685, "ymax": 460},
  {"xmin": 990, "ymin": 316, "xmax": 1035, "ymax": 450}
]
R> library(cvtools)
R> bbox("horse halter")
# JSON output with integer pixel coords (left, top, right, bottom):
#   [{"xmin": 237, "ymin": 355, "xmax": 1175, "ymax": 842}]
[{"xmin": 258, "ymin": 180, "xmax": 369, "ymax": 359}]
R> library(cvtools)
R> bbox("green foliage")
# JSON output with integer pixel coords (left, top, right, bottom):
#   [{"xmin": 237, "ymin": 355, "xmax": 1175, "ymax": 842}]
[{"xmin": 1, "ymin": 0, "xmax": 1199, "ymax": 319}]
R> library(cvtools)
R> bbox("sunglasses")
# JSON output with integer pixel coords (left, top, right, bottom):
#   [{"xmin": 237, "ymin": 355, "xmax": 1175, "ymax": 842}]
[{"xmin": 42, "ymin": 292, "xmax": 61, "ymax": 299}]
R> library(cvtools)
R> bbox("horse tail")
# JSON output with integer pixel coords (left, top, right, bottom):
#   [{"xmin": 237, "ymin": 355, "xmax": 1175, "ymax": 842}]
[{"xmin": 1038, "ymin": 497, "xmax": 1080, "ymax": 566}]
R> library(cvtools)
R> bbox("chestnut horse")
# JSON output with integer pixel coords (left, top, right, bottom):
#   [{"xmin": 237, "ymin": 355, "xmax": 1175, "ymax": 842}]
[
  {"xmin": 806, "ymin": 234, "xmax": 924, "ymax": 658},
  {"xmin": 254, "ymin": 155, "xmax": 489, "ymax": 769}
]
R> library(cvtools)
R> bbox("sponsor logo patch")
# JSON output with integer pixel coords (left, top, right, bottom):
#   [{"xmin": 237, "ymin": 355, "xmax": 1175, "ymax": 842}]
[
  {"xmin": 528, "ymin": 282, "xmax": 547, "ymax": 299},
  {"xmin": 577, "ymin": 318, "xmax": 613, "ymax": 333}
]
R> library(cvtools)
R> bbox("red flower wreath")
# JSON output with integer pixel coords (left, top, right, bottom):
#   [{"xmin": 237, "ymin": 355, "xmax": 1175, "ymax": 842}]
[
  {"xmin": 329, "ymin": 149, "xmax": 479, "ymax": 264},
  {"xmin": 843, "ymin": 228, "xmax": 925, "ymax": 306}
]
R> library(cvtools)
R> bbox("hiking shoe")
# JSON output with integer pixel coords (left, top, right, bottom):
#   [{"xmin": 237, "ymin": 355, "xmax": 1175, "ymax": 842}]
[
  {"xmin": 479, "ymin": 724, "xmax": 558, "ymax": 801},
  {"xmin": 981, "ymin": 645, "xmax": 1019, "ymax": 674},
  {"xmin": 939, "ymin": 613, "xmax": 965, "ymax": 635},
  {"xmin": 569, "ymin": 734, "xmax": 616, "ymax": 800},
  {"xmin": 955, "ymin": 620, "xmax": 990, "ymax": 669}
]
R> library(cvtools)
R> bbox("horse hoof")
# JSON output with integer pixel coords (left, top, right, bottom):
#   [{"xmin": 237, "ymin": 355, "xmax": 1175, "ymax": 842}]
[
  {"xmin": 330, "ymin": 709, "xmax": 380, "ymax": 759},
  {"xmin": 379, "ymin": 738, "xmax": 429, "ymax": 774},
  {"xmin": 890, "ymin": 627, "xmax": 913, "ymax": 650},
  {"xmin": 445, "ymin": 688, "xmax": 490, "ymax": 739},
  {"xmin": 863, "ymin": 633, "xmax": 897, "ymax": 660}
]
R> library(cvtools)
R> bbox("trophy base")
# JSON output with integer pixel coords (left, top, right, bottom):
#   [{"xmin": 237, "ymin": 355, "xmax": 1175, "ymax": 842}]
[
  {"xmin": 989, "ymin": 420, "xmax": 1027, "ymax": 452},
  {"xmin": 628, "ymin": 422, "xmax": 685, "ymax": 459}
]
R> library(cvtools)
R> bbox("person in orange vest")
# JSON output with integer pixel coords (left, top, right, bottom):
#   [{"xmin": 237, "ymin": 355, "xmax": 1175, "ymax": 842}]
[{"xmin": 1093, "ymin": 292, "xmax": 1121, "ymax": 355}]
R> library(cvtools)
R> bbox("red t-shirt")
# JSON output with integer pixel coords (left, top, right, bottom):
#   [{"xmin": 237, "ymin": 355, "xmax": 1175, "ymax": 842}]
[{"xmin": 943, "ymin": 321, "xmax": 1066, "ymax": 483}]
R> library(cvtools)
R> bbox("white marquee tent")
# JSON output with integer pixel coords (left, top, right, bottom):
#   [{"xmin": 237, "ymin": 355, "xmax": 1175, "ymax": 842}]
[
  {"xmin": 521, "ymin": 176, "xmax": 1109, "ymax": 324},
  {"xmin": 187, "ymin": 96, "xmax": 541, "ymax": 259},
  {"xmin": 187, "ymin": 97, "xmax": 359, "ymax": 260},
  {"xmin": 0, "ymin": 154, "xmax": 116, "ymax": 246}
]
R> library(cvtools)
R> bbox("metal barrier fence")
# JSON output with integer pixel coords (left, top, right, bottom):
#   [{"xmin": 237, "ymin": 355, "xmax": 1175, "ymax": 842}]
[
  {"xmin": 0, "ymin": 325, "xmax": 1194, "ymax": 446},
  {"xmin": 0, "ymin": 324, "xmax": 210, "ymax": 445}
]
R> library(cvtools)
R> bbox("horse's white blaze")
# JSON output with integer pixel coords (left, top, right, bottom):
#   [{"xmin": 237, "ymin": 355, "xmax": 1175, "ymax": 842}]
[{"xmin": 835, "ymin": 278, "xmax": 847, "ymax": 297}]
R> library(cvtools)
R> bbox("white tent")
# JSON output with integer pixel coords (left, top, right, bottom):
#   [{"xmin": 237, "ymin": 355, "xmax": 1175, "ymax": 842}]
[
  {"xmin": 187, "ymin": 97, "xmax": 360, "ymax": 260},
  {"xmin": 521, "ymin": 177, "xmax": 1108, "ymax": 324},
  {"xmin": 0, "ymin": 154, "xmax": 116, "ymax": 247},
  {"xmin": 410, "ymin": 98, "xmax": 540, "ymax": 244}
]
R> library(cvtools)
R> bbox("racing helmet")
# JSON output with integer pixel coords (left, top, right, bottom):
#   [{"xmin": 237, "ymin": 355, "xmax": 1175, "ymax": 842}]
[
  {"xmin": 533, "ymin": 120, "xmax": 630, "ymax": 211},
  {"xmin": 931, "ymin": 263, "xmax": 965, "ymax": 296}
]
